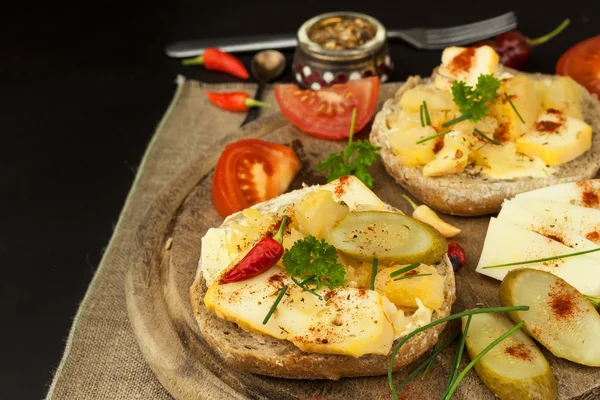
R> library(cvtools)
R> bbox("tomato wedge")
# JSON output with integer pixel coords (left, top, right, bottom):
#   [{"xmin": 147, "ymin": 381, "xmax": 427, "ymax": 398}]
[
  {"xmin": 556, "ymin": 35, "xmax": 600, "ymax": 97},
  {"xmin": 212, "ymin": 139, "xmax": 302, "ymax": 218},
  {"xmin": 274, "ymin": 77, "xmax": 380, "ymax": 140}
]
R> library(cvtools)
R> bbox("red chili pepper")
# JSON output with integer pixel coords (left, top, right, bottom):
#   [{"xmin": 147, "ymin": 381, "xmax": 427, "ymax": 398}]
[
  {"xmin": 475, "ymin": 19, "xmax": 570, "ymax": 69},
  {"xmin": 447, "ymin": 241, "xmax": 466, "ymax": 272},
  {"xmin": 206, "ymin": 91, "xmax": 270, "ymax": 112},
  {"xmin": 182, "ymin": 47, "xmax": 250, "ymax": 79},
  {"xmin": 221, "ymin": 216, "xmax": 288, "ymax": 283}
]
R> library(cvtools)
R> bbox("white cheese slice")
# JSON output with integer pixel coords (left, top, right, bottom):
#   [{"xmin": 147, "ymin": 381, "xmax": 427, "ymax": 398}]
[{"xmin": 476, "ymin": 218, "xmax": 600, "ymax": 296}]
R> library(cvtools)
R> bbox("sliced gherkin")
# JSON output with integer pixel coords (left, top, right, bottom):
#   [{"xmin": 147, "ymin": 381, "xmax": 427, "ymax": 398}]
[
  {"xmin": 462, "ymin": 312, "xmax": 556, "ymax": 400},
  {"xmin": 327, "ymin": 211, "xmax": 447, "ymax": 265}
]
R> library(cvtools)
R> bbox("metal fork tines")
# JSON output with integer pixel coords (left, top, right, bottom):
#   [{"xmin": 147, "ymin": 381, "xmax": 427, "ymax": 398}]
[{"xmin": 389, "ymin": 12, "xmax": 517, "ymax": 50}]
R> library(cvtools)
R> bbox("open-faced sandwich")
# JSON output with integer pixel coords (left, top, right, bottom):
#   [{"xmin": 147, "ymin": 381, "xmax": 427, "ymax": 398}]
[
  {"xmin": 371, "ymin": 45, "xmax": 600, "ymax": 216},
  {"xmin": 190, "ymin": 175, "xmax": 456, "ymax": 379}
]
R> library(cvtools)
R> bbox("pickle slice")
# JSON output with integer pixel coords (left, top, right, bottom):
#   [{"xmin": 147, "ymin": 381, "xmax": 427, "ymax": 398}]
[
  {"xmin": 499, "ymin": 268, "xmax": 600, "ymax": 366},
  {"xmin": 463, "ymin": 313, "xmax": 556, "ymax": 400},
  {"xmin": 327, "ymin": 211, "xmax": 447, "ymax": 265}
]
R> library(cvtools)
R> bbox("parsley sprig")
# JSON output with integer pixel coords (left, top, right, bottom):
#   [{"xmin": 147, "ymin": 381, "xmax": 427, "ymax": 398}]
[
  {"xmin": 447, "ymin": 74, "xmax": 501, "ymax": 125},
  {"xmin": 316, "ymin": 108, "xmax": 380, "ymax": 189},
  {"xmin": 282, "ymin": 235, "xmax": 347, "ymax": 290}
]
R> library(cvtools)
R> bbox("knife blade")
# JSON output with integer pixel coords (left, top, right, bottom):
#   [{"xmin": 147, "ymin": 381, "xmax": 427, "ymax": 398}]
[{"xmin": 165, "ymin": 33, "xmax": 297, "ymax": 58}]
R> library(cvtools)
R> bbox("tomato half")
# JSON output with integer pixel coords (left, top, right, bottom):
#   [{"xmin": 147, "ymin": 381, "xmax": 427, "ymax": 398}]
[
  {"xmin": 212, "ymin": 139, "xmax": 302, "ymax": 218},
  {"xmin": 556, "ymin": 35, "xmax": 600, "ymax": 97},
  {"xmin": 274, "ymin": 76, "xmax": 380, "ymax": 140}
]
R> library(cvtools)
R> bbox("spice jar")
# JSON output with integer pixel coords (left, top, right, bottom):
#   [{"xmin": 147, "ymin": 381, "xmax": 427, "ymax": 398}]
[{"xmin": 293, "ymin": 12, "xmax": 392, "ymax": 89}]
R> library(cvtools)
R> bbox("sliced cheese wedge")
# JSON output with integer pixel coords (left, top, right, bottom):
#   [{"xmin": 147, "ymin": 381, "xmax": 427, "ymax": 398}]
[
  {"xmin": 476, "ymin": 218, "xmax": 600, "ymax": 296},
  {"xmin": 514, "ymin": 179, "xmax": 600, "ymax": 209},
  {"xmin": 498, "ymin": 199, "xmax": 600, "ymax": 261},
  {"xmin": 505, "ymin": 198, "xmax": 600, "ymax": 243}
]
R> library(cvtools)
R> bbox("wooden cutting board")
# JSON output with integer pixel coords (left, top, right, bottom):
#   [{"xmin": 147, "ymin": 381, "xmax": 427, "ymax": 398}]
[{"xmin": 125, "ymin": 99, "xmax": 600, "ymax": 400}]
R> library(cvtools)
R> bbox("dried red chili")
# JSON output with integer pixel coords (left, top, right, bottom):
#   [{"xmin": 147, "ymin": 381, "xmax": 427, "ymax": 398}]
[
  {"xmin": 221, "ymin": 216, "xmax": 288, "ymax": 283},
  {"xmin": 182, "ymin": 47, "xmax": 250, "ymax": 80}
]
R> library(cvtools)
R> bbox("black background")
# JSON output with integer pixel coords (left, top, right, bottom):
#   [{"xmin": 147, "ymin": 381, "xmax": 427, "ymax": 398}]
[{"xmin": 2, "ymin": 1, "xmax": 598, "ymax": 399}]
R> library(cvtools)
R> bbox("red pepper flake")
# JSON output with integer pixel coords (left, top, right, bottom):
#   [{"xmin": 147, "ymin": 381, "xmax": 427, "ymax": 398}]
[
  {"xmin": 548, "ymin": 280, "xmax": 580, "ymax": 320},
  {"xmin": 455, "ymin": 149, "xmax": 463, "ymax": 158},
  {"xmin": 405, "ymin": 269, "xmax": 419, "ymax": 276},
  {"xmin": 334, "ymin": 175, "xmax": 351, "ymax": 197},
  {"xmin": 547, "ymin": 108, "xmax": 562, "ymax": 115},
  {"xmin": 577, "ymin": 181, "xmax": 600, "ymax": 208},
  {"xmin": 433, "ymin": 137, "xmax": 445, "ymax": 154},
  {"xmin": 536, "ymin": 120, "xmax": 562, "ymax": 133},
  {"xmin": 357, "ymin": 288, "xmax": 367, "ymax": 297},
  {"xmin": 493, "ymin": 123, "xmax": 509, "ymax": 142},
  {"xmin": 586, "ymin": 231, "xmax": 600, "ymax": 243},
  {"xmin": 539, "ymin": 228, "xmax": 565, "ymax": 244},
  {"xmin": 448, "ymin": 47, "xmax": 476, "ymax": 74},
  {"xmin": 504, "ymin": 343, "xmax": 533, "ymax": 361},
  {"xmin": 267, "ymin": 273, "xmax": 285, "ymax": 284}
]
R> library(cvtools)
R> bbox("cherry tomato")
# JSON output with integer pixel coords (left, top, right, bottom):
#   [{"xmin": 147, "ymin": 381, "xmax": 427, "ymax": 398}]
[
  {"xmin": 556, "ymin": 35, "xmax": 600, "ymax": 97},
  {"xmin": 274, "ymin": 77, "xmax": 380, "ymax": 140},
  {"xmin": 212, "ymin": 139, "xmax": 302, "ymax": 218}
]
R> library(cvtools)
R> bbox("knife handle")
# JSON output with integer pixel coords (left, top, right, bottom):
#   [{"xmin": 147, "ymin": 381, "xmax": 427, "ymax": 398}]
[{"xmin": 165, "ymin": 33, "xmax": 297, "ymax": 58}]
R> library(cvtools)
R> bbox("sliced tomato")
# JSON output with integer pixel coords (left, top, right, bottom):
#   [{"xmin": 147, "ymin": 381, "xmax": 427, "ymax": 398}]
[
  {"xmin": 274, "ymin": 76, "xmax": 380, "ymax": 140},
  {"xmin": 556, "ymin": 35, "xmax": 600, "ymax": 97},
  {"xmin": 212, "ymin": 139, "xmax": 302, "ymax": 218}
]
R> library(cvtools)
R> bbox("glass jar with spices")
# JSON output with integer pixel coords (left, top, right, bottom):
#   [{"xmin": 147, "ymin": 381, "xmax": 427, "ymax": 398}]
[{"xmin": 293, "ymin": 12, "xmax": 393, "ymax": 89}]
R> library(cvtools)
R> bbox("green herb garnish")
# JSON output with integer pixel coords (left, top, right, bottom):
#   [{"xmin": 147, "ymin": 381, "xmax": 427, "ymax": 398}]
[
  {"xmin": 282, "ymin": 235, "xmax": 346, "ymax": 289},
  {"xmin": 262, "ymin": 285, "xmax": 288, "ymax": 325},
  {"xmin": 393, "ymin": 273, "xmax": 432, "ymax": 282},
  {"xmin": 482, "ymin": 247, "xmax": 600, "ymax": 269},
  {"xmin": 504, "ymin": 92, "xmax": 525, "ymax": 123},
  {"xmin": 291, "ymin": 276, "xmax": 322, "ymax": 299},
  {"xmin": 444, "ymin": 315, "xmax": 471, "ymax": 397},
  {"xmin": 420, "ymin": 104, "xmax": 425, "ymax": 127},
  {"xmin": 370, "ymin": 258, "xmax": 378, "ymax": 291},
  {"xmin": 388, "ymin": 305, "xmax": 530, "ymax": 400},
  {"xmin": 390, "ymin": 263, "xmax": 420, "ymax": 278},
  {"xmin": 395, "ymin": 332, "xmax": 460, "ymax": 390},
  {"xmin": 316, "ymin": 108, "xmax": 380, "ymax": 189},
  {"xmin": 423, "ymin": 101, "xmax": 431, "ymax": 126},
  {"xmin": 442, "ymin": 114, "xmax": 472, "ymax": 127},
  {"xmin": 585, "ymin": 295, "xmax": 600, "ymax": 308},
  {"xmin": 442, "ymin": 321, "xmax": 526, "ymax": 400},
  {"xmin": 473, "ymin": 128, "xmax": 501, "ymax": 145},
  {"xmin": 420, "ymin": 343, "xmax": 438, "ymax": 380},
  {"xmin": 448, "ymin": 74, "xmax": 501, "ymax": 124},
  {"xmin": 416, "ymin": 129, "xmax": 452, "ymax": 144}
]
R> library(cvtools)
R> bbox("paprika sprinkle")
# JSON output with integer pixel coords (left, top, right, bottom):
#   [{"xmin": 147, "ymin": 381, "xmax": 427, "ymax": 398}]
[{"xmin": 221, "ymin": 215, "xmax": 288, "ymax": 283}]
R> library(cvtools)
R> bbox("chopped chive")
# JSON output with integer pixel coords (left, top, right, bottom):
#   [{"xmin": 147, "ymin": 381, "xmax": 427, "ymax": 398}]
[
  {"xmin": 482, "ymin": 247, "xmax": 600, "ymax": 269},
  {"xmin": 390, "ymin": 263, "xmax": 420, "ymax": 278},
  {"xmin": 442, "ymin": 113, "xmax": 471, "ymax": 127},
  {"xmin": 420, "ymin": 343, "xmax": 438, "ymax": 380},
  {"xmin": 347, "ymin": 107, "xmax": 358, "ymax": 145},
  {"xmin": 504, "ymin": 92, "xmax": 525, "ymax": 124},
  {"xmin": 444, "ymin": 315, "xmax": 472, "ymax": 398},
  {"xmin": 420, "ymin": 104, "xmax": 425, "ymax": 127},
  {"xmin": 442, "ymin": 321, "xmax": 525, "ymax": 400},
  {"xmin": 585, "ymin": 295, "xmax": 600, "ymax": 308},
  {"xmin": 395, "ymin": 332, "xmax": 461, "ymax": 390},
  {"xmin": 415, "ymin": 130, "xmax": 452, "ymax": 144},
  {"xmin": 370, "ymin": 258, "xmax": 378, "ymax": 291},
  {"xmin": 423, "ymin": 101, "xmax": 431, "ymax": 126},
  {"xmin": 393, "ymin": 273, "xmax": 432, "ymax": 282},
  {"xmin": 262, "ymin": 285, "xmax": 288, "ymax": 325},
  {"xmin": 388, "ymin": 305, "xmax": 529, "ymax": 400},
  {"xmin": 473, "ymin": 128, "xmax": 501, "ymax": 145},
  {"xmin": 291, "ymin": 277, "xmax": 322, "ymax": 299}
]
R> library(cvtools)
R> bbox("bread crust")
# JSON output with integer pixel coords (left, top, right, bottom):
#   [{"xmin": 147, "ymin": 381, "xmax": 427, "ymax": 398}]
[
  {"xmin": 190, "ymin": 203, "xmax": 456, "ymax": 380},
  {"xmin": 370, "ymin": 74, "xmax": 600, "ymax": 216}
]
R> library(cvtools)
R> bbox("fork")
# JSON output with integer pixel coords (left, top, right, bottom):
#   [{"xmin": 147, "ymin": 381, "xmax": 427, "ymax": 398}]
[
  {"xmin": 389, "ymin": 12, "xmax": 517, "ymax": 50},
  {"xmin": 165, "ymin": 12, "xmax": 517, "ymax": 58}
]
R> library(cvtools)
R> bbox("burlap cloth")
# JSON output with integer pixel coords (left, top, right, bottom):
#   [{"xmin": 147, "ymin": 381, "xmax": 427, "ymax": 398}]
[{"xmin": 46, "ymin": 76, "xmax": 401, "ymax": 399}]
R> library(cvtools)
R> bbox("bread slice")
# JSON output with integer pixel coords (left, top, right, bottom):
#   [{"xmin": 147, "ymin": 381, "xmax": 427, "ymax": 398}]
[
  {"xmin": 190, "ymin": 199, "xmax": 456, "ymax": 380},
  {"xmin": 370, "ymin": 74, "xmax": 600, "ymax": 217}
]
